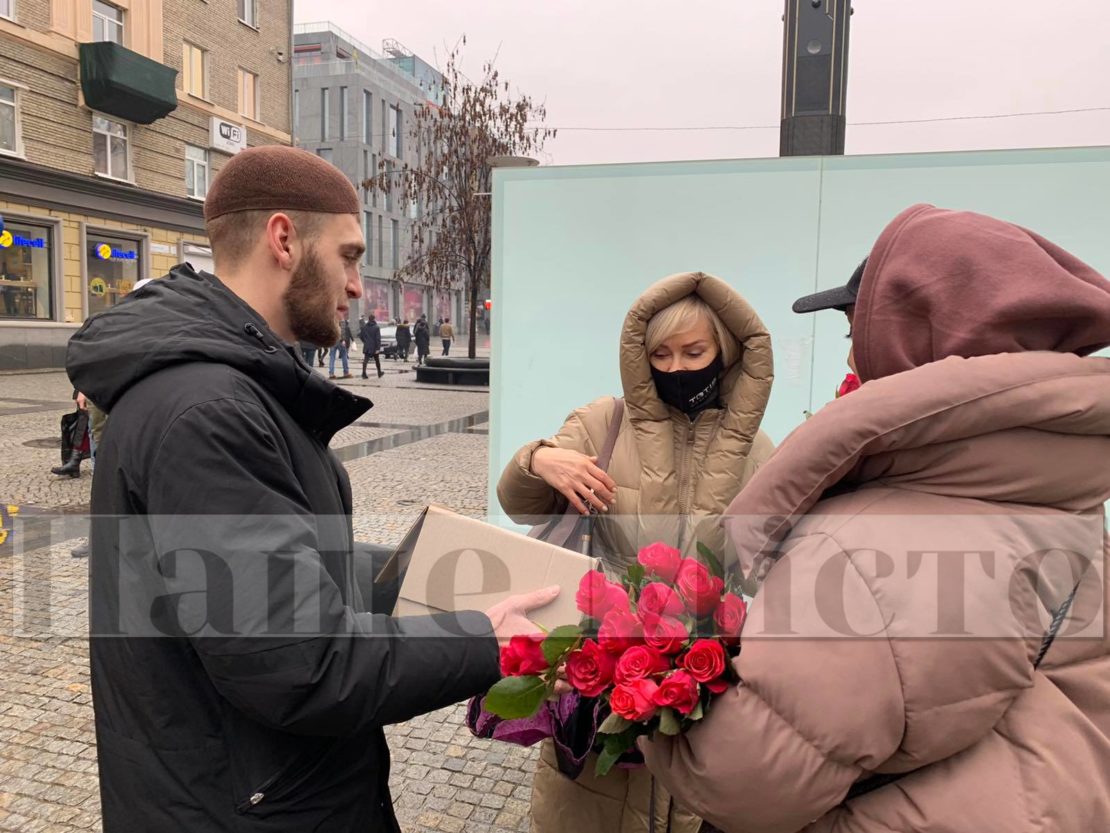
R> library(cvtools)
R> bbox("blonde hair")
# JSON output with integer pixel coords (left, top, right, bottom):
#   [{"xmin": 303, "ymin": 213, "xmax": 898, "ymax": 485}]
[{"xmin": 645, "ymin": 295, "xmax": 741, "ymax": 367}]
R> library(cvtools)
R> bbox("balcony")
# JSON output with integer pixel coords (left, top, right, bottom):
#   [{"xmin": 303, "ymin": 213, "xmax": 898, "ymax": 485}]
[{"xmin": 79, "ymin": 42, "xmax": 178, "ymax": 125}]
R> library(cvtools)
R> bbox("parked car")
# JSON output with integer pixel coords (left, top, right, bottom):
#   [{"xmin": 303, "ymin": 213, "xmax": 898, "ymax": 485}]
[{"xmin": 378, "ymin": 325, "xmax": 401, "ymax": 359}]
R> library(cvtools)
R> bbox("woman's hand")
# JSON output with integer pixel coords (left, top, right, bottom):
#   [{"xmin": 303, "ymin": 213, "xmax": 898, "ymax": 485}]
[{"xmin": 530, "ymin": 447, "xmax": 617, "ymax": 515}]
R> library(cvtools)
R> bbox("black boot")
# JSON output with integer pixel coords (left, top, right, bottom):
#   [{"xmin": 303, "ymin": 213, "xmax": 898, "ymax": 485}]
[{"xmin": 51, "ymin": 457, "xmax": 82, "ymax": 478}]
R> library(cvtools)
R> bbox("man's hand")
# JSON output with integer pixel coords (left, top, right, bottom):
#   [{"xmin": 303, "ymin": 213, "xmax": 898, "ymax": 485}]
[
  {"xmin": 75, "ymin": 392, "xmax": 88, "ymax": 410},
  {"xmin": 485, "ymin": 585, "xmax": 560, "ymax": 646},
  {"xmin": 530, "ymin": 447, "xmax": 617, "ymax": 515}
]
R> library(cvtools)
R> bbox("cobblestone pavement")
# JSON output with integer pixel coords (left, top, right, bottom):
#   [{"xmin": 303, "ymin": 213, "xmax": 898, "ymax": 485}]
[{"xmin": 0, "ymin": 364, "xmax": 542, "ymax": 833}]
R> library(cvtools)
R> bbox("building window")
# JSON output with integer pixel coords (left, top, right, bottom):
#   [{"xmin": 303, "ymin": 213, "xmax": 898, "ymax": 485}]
[
  {"xmin": 371, "ymin": 153, "xmax": 378, "ymax": 207},
  {"xmin": 185, "ymin": 144, "xmax": 208, "ymax": 199},
  {"xmin": 237, "ymin": 68, "xmax": 259, "ymax": 120},
  {"xmin": 92, "ymin": 0, "xmax": 124, "ymax": 45},
  {"xmin": 384, "ymin": 160, "xmax": 394, "ymax": 212},
  {"xmin": 363, "ymin": 211, "xmax": 372, "ymax": 265},
  {"xmin": 181, "ymin": 42, "xmax": 206, "ymax": 99},
  {"xmin": 0, "ymin": 219, "xmax": 54, "ymax": 320},
  {"xmin": 380, "ymin": 100, "xmax": 387, "ymax": 153},
  {"xmin": 86, "ymin": 232, "xmax": 142, "ymax": 316},
  {"xmin": 317, "ymin": 148, "xmax": 332, "ymax": 162},
  {"xmin": 92, "ymin": 115, "xmax": 129, "ymax": 180},
  {"xmin": 377, "ymin": 215, "xmax": 383, "ymax": 267},
  {"xmin": 0, "ymin": 83, "xmax": 22, "ymax": 156},
  {"xmin": 389, "ymin": 105, "xmax": 402, "ymax": 157},
  {"xmin": 391, "ymin": 219, "xmax": 399, "ymax": 269},
  {"xmin": 237, "ymin": 0, "xmax": 256, "ymax": 28},
  {"xmin": 293, "ymin": 89, "xmax": 299, "ymax": 132},
  {"xmin": 320, "ymin": 88, "xmax": 329, "ymax": 141},
  {"xmin": 362, "ymin": 90, "xmax": 371, "ymax": 144},
  {"xmin": 0, "ymin": 0, "xmax": 14, "ymax": 21},
  {"xmin": 339, "ymin": 86, "xmax": 348, "ymax": 140}
]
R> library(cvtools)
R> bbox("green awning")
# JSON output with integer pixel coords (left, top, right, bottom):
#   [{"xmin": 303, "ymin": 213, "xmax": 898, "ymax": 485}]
[{"xmin": 79, "ymin": 41, "xmax": 178, "ymax": 125}]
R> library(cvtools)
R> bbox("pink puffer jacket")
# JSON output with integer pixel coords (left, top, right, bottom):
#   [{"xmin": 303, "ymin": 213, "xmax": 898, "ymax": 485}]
[{"xmin": 643, "ymin": 205, "xmax": 1110, "ymax": 832}]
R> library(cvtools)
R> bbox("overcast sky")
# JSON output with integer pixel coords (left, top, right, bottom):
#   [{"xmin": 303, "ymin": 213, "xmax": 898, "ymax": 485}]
[{"xmin": 293, "ymin": 1, "xmax": 1110, "ymax": 166}]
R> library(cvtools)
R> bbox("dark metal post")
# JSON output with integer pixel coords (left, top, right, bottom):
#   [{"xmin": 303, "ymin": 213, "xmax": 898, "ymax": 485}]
[{"xmin": 780, "ymin": 0, "xmax": 852, "ymax": 156}]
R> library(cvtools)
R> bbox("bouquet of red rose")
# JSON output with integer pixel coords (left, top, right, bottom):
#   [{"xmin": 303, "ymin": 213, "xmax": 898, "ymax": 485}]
[{"xmin": 483, "ymin": 541, "xmax": 747, "ymax": 776}]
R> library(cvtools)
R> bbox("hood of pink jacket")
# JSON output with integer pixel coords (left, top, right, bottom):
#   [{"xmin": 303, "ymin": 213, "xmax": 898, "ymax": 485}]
[{"xmin": 854, "ymin": 204, "xmax": 1110, "ymax": 383}]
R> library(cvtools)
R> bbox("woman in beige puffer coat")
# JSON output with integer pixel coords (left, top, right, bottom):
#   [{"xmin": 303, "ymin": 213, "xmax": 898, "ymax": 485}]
[
  {"xmin": 498, "ymin": 272, "xmax": 776, "ymax": 833},
  {"xmin": 644, "ymin": 204, "xmax": 1110, "ymax": 833}
]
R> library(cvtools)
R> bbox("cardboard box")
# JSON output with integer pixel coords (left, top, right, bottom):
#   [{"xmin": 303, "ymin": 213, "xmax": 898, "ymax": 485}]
[{"xmin": 374, "ymin": 505, "xmax": 598, "ymax": 630}]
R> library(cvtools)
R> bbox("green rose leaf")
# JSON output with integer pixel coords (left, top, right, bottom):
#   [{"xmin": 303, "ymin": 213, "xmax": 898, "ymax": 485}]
[
  {"xmin": 483, "ymin": 675, "xmax": 549, "ymax": 719},
  {"xmin": 598, "ymin": 713, "xmax": 632, "ymax": 735},
  {"xmin": 688, "ymin": 702, "xmax": 705, "ymax": 722},
  {"xmin": 625, "ymin": 563, "xmax": 646, "ymax": 590},
  {"xmin": 541, "ymin": 625, "xmax": 583, "ymax": 667},
  {"xmin": 658, "ymin": 708, "xmax": 681, "ymax": 736},
  {"xmin": 595, "ymin": 734, "xmax": 630, "ymax": 778},
  {"xmin": 696, "ymin": 542, "xmax": 725, "ymax": 579}
]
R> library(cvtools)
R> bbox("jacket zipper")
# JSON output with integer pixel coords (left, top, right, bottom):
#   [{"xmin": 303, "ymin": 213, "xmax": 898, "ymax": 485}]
[{"xmin": 676, "ymin": 419, "xmax": 697, "ymax": 545}]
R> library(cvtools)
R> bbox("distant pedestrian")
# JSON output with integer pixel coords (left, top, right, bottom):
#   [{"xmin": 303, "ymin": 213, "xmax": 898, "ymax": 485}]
[
  {"xmin": 440, "ymin": 317, "xmax": 455, "ymax": 356},
  {"xmin": 396, "ymin": 320, "xmax": 412, "ymax": 361},
  {"xmin": 413, "ymin": 316, "xmax": 431, "ymax": 366},
  {"xmin": 299, "ymin": 341, "xmax": 317, "ymax": 366},
  {"xmin": 360, "ymin": 314, "xmax": 384, "ymax": 378},
  {"xmin": 329, "ymin": 316, "xmax": 353, "ymax": 379}
]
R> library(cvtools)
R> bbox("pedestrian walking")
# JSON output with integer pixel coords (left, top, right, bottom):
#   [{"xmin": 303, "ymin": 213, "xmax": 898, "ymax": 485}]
[
  {"xmin": 328, "ymin": 315, "xmax": 353, "ymax": 379},
  {"xmin": 299, "ymin": 341, "xmax": 317, "ymax": 366},
  {"xmin": 65, "ymin": 145, "xmax": 556, "ymax": 833},
  {"xmin": 396, "ymin": 320, "xmax": 412, "ymax": 361},
  {"xmin": 413, "ymin": 315, "xmax": 431, "ymax": 366},
  {"xmin": 440, "ymin": 316, "xmax": 455, "ymax": 356},
  {"xmin": 360, "ymin": 314, "xmax": 384, "ymax": 379}
]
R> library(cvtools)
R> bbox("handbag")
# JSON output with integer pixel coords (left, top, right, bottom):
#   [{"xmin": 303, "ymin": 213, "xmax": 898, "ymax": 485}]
[{"xmin": 526, "ymin": 398, "xmax": 624, "ymax": 557}]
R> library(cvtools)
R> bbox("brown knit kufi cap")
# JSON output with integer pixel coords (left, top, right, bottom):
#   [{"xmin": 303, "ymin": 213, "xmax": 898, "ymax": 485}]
[{"xmin": 203, "ymin": 145, "xmax": 360, "ymax": 222}]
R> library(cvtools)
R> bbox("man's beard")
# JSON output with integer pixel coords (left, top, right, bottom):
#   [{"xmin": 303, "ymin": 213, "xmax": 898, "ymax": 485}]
[{"xmin": 282, "ymin": 246, "xmax": 339, "ymax": 347}]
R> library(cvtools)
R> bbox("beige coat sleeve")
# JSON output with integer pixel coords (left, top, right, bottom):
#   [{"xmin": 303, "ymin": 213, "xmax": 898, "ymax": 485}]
[{"xmin": 496, "ymin": 406, "xmax": 600, "ymax": 524}]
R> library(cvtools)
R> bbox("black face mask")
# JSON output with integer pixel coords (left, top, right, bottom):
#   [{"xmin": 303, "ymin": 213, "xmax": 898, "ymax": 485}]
[{"xmin": 650, "ymin": 354, "xmax": 724, "ymax": 417}]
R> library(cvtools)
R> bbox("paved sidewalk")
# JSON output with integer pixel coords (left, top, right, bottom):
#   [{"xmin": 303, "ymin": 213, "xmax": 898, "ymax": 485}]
[{"xmin": 0, "ymin": 368, "xmax": 540, "ymax": 833}]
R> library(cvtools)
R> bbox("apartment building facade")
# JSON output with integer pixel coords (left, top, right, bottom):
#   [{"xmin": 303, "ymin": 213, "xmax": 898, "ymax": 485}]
[
  {"xmin": 0, "ymin": 0, "xmax": 292, "ymax": 369},
  {"xmin": 293, "ymin": 22, "xmax": 465, "ymax": 329}
]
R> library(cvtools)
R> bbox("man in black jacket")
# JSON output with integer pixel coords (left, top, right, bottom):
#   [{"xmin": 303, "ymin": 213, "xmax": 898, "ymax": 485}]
[
  {"xmin": 360, "ymin": 314, "xmax": 384, "ymax": 379},
  {"xmin": 66, "ymin": 146, "xmax": 555, "ymax": 833}
]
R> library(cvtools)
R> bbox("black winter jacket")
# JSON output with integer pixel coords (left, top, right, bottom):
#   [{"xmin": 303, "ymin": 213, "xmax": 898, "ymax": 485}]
[
  {"xmin": 359, "ymin": 319, "xmax": 382, "ymax": 354},
  {"xmin": 67, "ymin": 265, "xmax": 499, "ymax": 833}
]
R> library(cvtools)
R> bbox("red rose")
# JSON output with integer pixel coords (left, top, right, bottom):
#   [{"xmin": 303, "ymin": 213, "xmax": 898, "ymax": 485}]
[
  {"xmin": 674, "ymin": 559, "xmax": 725, "ymax": 618},
  {"xmin": 713, "ymin": 593, "xmax": 748, "ymax": 646},
  {"xmin": 598, "ymin": 609, "xmax": 643, "ymax": 654},
  {"xmin": 614, "ymin": 645, "xmax": 670, "ymax": 685},
  {"xmin": 576, "ymin": 571, "xmax": 631, "ymax": 620},
  {"xmin": 499, "ymin": 634, "xmax": 548, "ymax": 677},
  {"xmin": 637, "ymin": 582, "xmax": 686, "ymax": 618},
  {"xmin": 641, "ymin": 611, "xmax": 689, "ymax": 655},
  {"xmin": 609, "ymin": 678, "xmax": 660, "ymax": 722},
  {"xmin": 637, "ymin": 542, "xmax": 683, "ymax": 583},
  {"xmin": 653, "ymin": 670, "xmax": 700, "ymax": 716},
  {"xmin": 837, "ymin": 373, "xmax": 861, "ymax": 398},
  {"xmin": 564, "ymin": 639, "xmax": 616, "ymax": 698},
  {"xmin": 678, "ymin": 639, "xmax": 726, "ymax": 686}
]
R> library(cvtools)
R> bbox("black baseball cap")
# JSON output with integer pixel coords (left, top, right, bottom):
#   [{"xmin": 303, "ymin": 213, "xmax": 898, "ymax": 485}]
[{"xmin": 792, "ymin": 258, "xmax": 867, "ymax": 314}]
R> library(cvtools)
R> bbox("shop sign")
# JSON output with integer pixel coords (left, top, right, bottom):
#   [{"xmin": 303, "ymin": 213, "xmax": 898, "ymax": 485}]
[
  {"xmin": 0, "ymin": 230, "xmax": 47, "ymax": 249},
  {"xmin": 94, "ymin": 243, "xmax": 137, "ymax": 261},
  {"xmin": 89, "ymin": 277, "xmax": 107, "ymax": 297},
  {"xmin": 210, "ymin": 116, "xmax": 246, "ymax": 155}
]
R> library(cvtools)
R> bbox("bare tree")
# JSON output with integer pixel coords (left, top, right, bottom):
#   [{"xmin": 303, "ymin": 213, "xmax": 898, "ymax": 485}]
[{"xmin": 365, "ymin": 44, "xmax": 554, "ymax": 359}]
